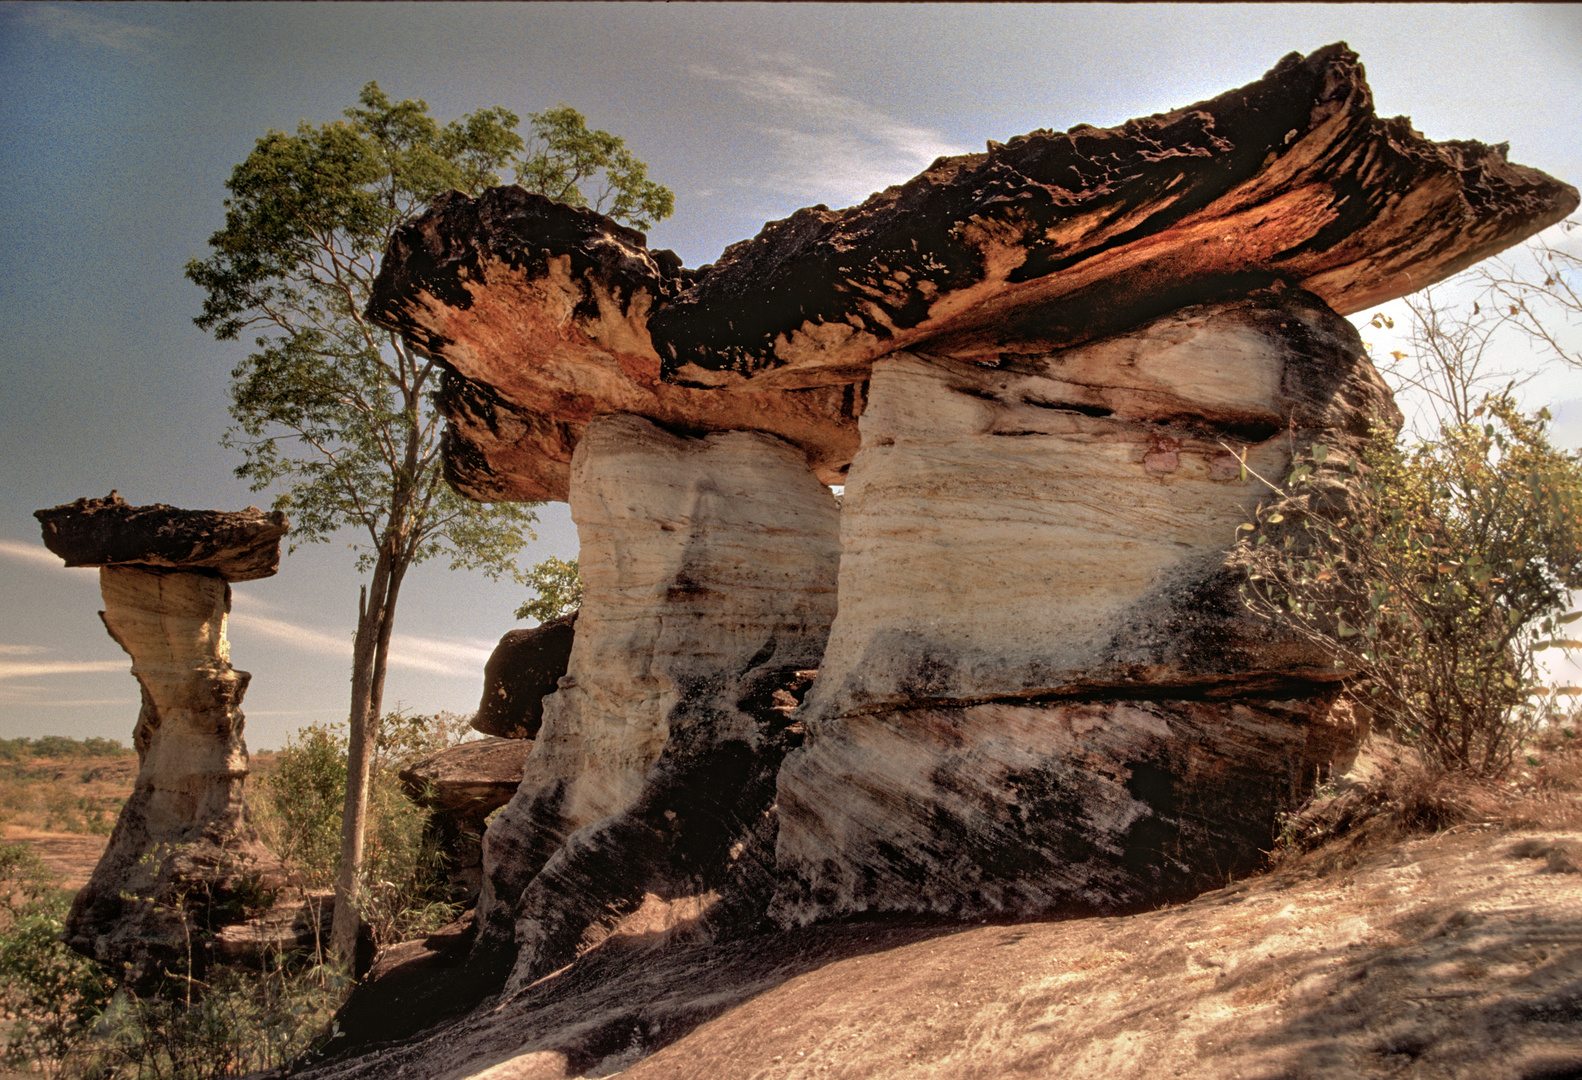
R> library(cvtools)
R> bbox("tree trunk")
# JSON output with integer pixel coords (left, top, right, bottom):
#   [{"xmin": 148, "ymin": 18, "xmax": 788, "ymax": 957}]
[{"xmin": 331, "ymin": 547, "xmax": 403, "ymax": 962}]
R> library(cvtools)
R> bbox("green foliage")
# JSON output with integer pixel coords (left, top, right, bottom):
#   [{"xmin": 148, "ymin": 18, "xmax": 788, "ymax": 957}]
[
  {"xmin": 0, "ymin": 844, "xmax": 113, "ymax": 1078},
  {"xmin": 183, "ymin": 77, "xmax": 548, "ymax": 600},
  {"xmin": 254, "ymin": 712, "xmax": 468, "ymax": 944},
  {"xmin": 516, "ymin": 105, "xmax": 675, "ymax": 230},
  {"xmin": 514, "ymin": 555, "xmax": 583, "ymax": 623},
  {"xmin": 80, "ymin": 959, "xmax": 346, "ymax": 1080},
  {"xmin": 260, "ymin": 724, "xmax": 347, "ymax": 887},
  {"xmin": 1237, "ymin": 394, "xmax": 1582, "ymax": 777},
  {"xmin": 0, "ymin": 736, "xmax": 127, "ymax": 762}
]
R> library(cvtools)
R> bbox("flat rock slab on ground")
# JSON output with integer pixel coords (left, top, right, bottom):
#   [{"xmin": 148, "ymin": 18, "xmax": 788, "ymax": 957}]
[
  {"xmin": 1, "ymin": 826, "xmax": 110, "ymax": 893},
  {"xmin": 297, "ymin": 827, "xmax": 1582, "ymax": 1080}
]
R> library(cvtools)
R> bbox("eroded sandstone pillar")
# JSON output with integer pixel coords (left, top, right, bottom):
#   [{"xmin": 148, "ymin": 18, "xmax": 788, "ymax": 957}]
[
  {"xmin": 474, "ymin": 414, "xmax": 840, "ymax": 982},
  {"xmin": 772, "ymin": 288, "xmax": 1389, "ymax": 923},
  {"xmin": 35, "ymin": 494, "xmax": 288, "ymax": 984}
]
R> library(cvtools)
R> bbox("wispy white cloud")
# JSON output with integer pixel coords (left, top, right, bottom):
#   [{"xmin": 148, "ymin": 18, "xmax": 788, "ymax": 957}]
[
  {"xmin": 0, "ymin": 645, "xmax": 47, "ymax": 657},
  {"xmin": 0, "ymin": 660, "xmax": 125, "ymax": 680},
  {"xmin": 227, "ymin": 593, "xmax": 492, "ymax": 679},
  {"xmin": 0, "ymin": 539, "xmax": 84, "ymax": 571},
  {"xmin": 690, "ymin": 55, "xmax": 973, "ymax": 208},
  {"xmin": 14, "ymin": 3, "xmax": 162, "ymax": 56}
]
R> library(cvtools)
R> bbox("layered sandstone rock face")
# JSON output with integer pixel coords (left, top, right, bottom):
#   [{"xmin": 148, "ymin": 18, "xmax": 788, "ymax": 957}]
[
  {"xmin": 34, "ymin": 494, "xmax": 288, "ymax": 985},
  {"xmin": 772, "ymin": 290, "xmax": 1390, "ymax": 921},
  {"xmin": 359, "ymin": 43, "xmax": 1578, "ymax": 977},
  {"xmin": 474, "ymin": 415, "xmax": 840, "ymax": 983}
]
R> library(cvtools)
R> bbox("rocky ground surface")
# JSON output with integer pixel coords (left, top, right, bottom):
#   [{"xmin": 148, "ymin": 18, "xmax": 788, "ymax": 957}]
[{"xmin": 295, "ymin": 821, "xmax": 1582, "ymax": 1080}]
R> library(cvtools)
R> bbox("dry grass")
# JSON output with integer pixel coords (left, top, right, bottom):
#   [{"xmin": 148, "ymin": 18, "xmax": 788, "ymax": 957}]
[
  {"xmin": 1274, "ymin": 722, "xmax": 1582, "ymax": 877},
  {"xmin": 0, "ymin": 755, "xmax": 135, "ymax": 836}
]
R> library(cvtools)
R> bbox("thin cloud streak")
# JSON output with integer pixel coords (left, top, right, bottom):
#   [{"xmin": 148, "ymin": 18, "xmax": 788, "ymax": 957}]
[
  {"xmin": 14, "ymin": 3, "xmax": 162, "ymax": 55},
  {"xmin": 0, "ymin": 661, "xmax": 126, "ymax": 680},
  {"xmin": 228, "ymin": 596, "xmax": 493, "ymax": 679},
  {"xmin": 690, "ymin": 55, "xmax": 973, "ymax": 208},
  {"xmin": 0, "ymin": 645, "xmax": 48, "ymax": 657},
  {"xmin": 0, "ymin": 539, "xmax": 86, "ymax": 571}
]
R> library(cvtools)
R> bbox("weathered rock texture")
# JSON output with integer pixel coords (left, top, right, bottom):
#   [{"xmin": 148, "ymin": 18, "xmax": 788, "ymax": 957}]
[
  {"xmin": 474, "ymin": 414, "xmax": 840, "ymax": 985},
  {"xmin": 400, "ymin": 738, "xmax": 532, "ymax": 903},
  {"xmin": 772, "ymin": 287, "xmax": 1390, "ymax": 923},
  {"xmin": 281, "ymin": 826, "xmax": 1582, "ymax": 1080},
  {"xmin": 472, "ymin": 612, "xmax": 577, "ymax": 740},
  {"xmin": 34, "ymin": 495, "xmax": 288, "ymax": 985},
  {"xmin": 366, "ymin": 195, "xmax": 864, "ymax": 501}
]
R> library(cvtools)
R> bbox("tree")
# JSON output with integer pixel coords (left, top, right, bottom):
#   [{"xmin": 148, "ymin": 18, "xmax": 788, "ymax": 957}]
[
  {"xmin": 1236, "ymin": 395, "xmax": 1582, "ymax": 778},
  {"xmin": 514, "ymin": 555, "xmax": 582, "ymax": 623},
  {"xmin": 186, "ymin": 85, "xmax": 674, "ymax": 960},
  {"xmin": 1477, "ymin": 218, "xmax": 1582, "ymax": 372}
]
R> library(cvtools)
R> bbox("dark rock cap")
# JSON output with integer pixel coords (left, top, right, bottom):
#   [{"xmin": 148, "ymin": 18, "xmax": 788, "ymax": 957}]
[
  {"xmin": 34, "ymin": 492, "xmax": 290, "ymax": 582},
  {"xmin": 646, "ymin": 42, "xmax": 1578, "ymax": 387},
  {"xmin": 472, "ymin": 611, "xmax": 577, "ymax": 739}
]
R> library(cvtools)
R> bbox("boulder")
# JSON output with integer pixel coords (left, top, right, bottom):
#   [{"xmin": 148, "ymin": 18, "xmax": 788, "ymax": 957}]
[
  {"xmin": 474, "ymin": 414, "xmax": 840, "ymax": 986},
  {"xmin": 399, "ymin": 738, "xmax": 532, "ymax": 903},
  {"xmin": 472, "ymin": 612, "xmax": 577, "ymax": 739},
  {"xmin": 34, "ymin": 496, "xmax": 288, "ymax": 986}
]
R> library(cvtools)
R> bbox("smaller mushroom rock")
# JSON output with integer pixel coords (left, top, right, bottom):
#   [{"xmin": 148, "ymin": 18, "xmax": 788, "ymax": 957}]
[
  {"xmin": 472, "ymin": 612, "xmax": 577, "ymax": 740},
  {"xmin": 400, "ymin": 738, "xmax": 532, "ymax": 903},
  {"xmin": 34, "ymin": 495, "xmax": 288, "ymax": 986},
  {"xmin": 36, "ymin": 491, "xmax": 289, "ymax": 581}
]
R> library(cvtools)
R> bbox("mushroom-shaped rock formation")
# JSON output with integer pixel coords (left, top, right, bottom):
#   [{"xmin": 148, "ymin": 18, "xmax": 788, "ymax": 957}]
[
  {"xmin": 472, "ymin": 611, "xmax": 577, "ymax": 740},
  {"xmin": 363, "ymin": 43, "xmax": 1577, "ymax": 985},
  {"xmin": 34, "ymin": 493, "xmax": 290, "ymax": 985},
  {"xmin": 399, "ymin": 737, "xmax": 532, "ymax": 903}
]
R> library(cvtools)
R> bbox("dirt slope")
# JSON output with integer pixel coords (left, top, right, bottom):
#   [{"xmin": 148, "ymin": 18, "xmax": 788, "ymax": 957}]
[{"xmin": 291, "ymin": 825, "xmax": 1582, "ymax": 1080}]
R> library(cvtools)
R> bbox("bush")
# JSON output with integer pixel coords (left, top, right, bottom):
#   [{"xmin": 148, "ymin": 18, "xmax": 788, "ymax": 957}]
[
  {"xmin": 514, "ymin": 555, "xmax": 582, "ymax": 623},
  {"xmin": 0, "ymin": 844, "xmax": 113, "ymax": 1078},
  {"xmin": 1237, "ymin": 394, "xmax": 1582, "ymax": 777},
  {"xmin": 251, "ymin": 711, "xmax": 469, "ymax": 947},
  {"xmin": 79, "ymin": 959, "xmax": 346, "ymax": 1080}
]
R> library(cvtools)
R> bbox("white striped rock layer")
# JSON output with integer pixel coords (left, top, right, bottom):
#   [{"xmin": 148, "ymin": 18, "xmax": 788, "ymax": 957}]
[
  {"xmin": 772, "ymin": 288, "xmax": 1388, "ymax": 923},
  {"xmin": 474, "ymin": 414, "xmax": 841, "ymax": 981}
]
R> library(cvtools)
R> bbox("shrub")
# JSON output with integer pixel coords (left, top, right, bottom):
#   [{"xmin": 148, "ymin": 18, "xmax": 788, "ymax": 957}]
[
  {"xmin": 252, "ymin": 711, "xmax": 468, "ymax": 947},
  {"xmin": 0, "ymin": 844, "xmax": 113, "ymax": 1078},
  {"xmin": 79, "ymin": 958, "xmax": 346, "ymax": 1080},
  {"xmin": 1237, "ymin": 393, "xmax": 1582, "ymax": 778},
  {"xmin": 514, "ymin": 555, "xmax": 582, "ymax": 623}
]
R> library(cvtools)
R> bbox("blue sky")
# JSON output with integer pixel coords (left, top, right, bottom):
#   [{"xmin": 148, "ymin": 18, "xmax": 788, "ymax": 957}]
[{"xmin": 1, "ymin": 3, "xmax": 1579, "ymax": 748}]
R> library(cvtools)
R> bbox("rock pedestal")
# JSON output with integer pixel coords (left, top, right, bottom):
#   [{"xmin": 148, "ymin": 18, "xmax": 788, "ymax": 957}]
[
  {"xmin": 34, "ymin": 494, "xmax": 288, "ymax": 985},
  {"xmin": 771, "ymin": 288, "xmax": 1390, "ymax": 923},
  {"xmin": 475, "ymin": 414, "xmax": 840, "ymax": 985}
]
